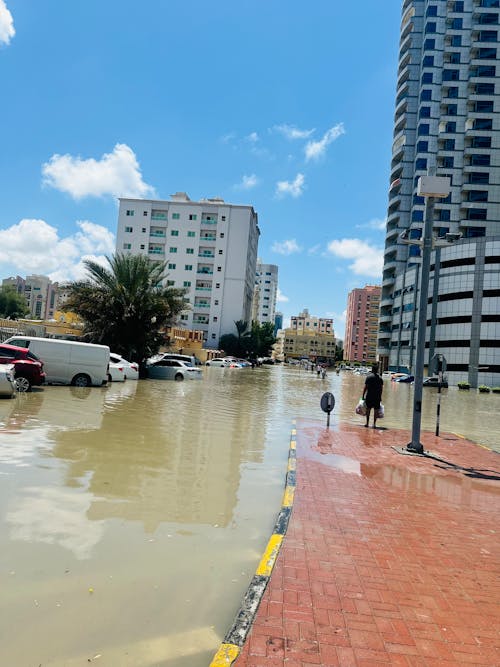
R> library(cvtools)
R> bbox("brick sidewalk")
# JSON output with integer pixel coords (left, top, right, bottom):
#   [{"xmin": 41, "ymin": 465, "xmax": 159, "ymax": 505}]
[{"xmin": 235, "ymin": 420, "xmax": 500, "ymax": 666}]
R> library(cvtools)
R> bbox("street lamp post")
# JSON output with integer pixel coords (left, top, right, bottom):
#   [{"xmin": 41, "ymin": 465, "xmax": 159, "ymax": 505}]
[{"xmin": 406, "ymin": 174, "xmax": 451, "ymax": 454}]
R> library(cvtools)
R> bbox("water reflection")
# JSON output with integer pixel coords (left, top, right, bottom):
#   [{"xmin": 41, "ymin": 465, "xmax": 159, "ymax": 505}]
[{"xmin": 0, "ymin": 365, "xmax": 498, "ymax": 667}]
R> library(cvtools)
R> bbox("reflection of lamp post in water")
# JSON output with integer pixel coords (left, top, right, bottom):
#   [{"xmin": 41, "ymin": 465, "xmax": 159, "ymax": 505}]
[{"xmin": 402, "ymin": 174, "xmax": 451, "ymax": 454}]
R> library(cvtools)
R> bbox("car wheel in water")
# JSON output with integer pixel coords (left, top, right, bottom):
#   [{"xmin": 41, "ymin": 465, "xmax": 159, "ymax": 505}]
[
  {"xmin": 15, "ymin": 376, "xmax": 31, "ymax": 392},
  {"xmin": 72, "ymin": 374, "xmax": 91, "ymax": 387},
  {"xmin": 174, "ymin": 373, "xmax": 184, "ymax": 381}
]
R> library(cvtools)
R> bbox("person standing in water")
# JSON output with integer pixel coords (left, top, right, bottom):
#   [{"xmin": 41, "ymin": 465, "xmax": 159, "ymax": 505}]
[{"xmin": 362, "ymin": 363, "xmax": 383, "ymax": 428}]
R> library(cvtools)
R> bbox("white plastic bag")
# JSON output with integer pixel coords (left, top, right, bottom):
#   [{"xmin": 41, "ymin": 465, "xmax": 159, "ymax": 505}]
[
  {"xmin": 376, "ymin": 404, "xmax": 385, "ymax": 419},
  {"xmin": 355, "ymin": 398, "xmax": 367, "ymax": 416}
]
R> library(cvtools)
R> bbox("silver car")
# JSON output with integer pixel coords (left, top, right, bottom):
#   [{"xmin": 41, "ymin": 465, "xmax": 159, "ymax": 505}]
[
  {"xmin": 148, "ymin": 359, "xmax": 202, "ymax": 381},
  {"xmin": 0, "ymin": 364, "xmax": 16, "ymax": 398}
]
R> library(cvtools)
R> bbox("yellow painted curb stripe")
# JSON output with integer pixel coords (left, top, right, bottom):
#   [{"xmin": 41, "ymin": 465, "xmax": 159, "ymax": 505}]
[
  {"xmin": 290, "ymin": 439, "xmax": 296, "ymax": 450},
  {"xmin": 209, "ymin": 643, "xmax": 240, "ymax": 666},
  {"xmin": 256, "ymin": 533, "xmax": 283, "ymax": 576},
  {"xmin": 287, "ymin": 457, "xmax": 296, "ymax": 472},
  {"xmin": 291, "ymin": 428, "xmax": 297, "ymax": 436},
  {"xmin": 282, "ymin": 485, "xmax": 295, "ymax": 507}
]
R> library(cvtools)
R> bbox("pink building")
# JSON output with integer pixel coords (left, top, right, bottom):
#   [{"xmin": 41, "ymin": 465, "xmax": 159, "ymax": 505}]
[{"xmin": 345, "ymin": 285, "xmax": 381, "ymax": 364}]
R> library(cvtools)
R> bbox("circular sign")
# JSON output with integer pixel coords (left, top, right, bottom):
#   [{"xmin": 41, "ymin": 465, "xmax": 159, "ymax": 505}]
[{"xmin": 320, "ymin": 392, "xmax": 335, "ymax": 414}]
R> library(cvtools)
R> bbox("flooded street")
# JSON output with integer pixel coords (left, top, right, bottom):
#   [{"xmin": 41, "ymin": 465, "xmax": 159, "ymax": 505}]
[{"xmin": 0, "ymin": 365, "xmax": 498, "ymax": 667}]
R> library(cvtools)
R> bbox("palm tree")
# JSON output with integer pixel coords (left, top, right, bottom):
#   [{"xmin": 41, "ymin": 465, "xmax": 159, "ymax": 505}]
[{"xmin": 62, "ymin": 253, "xmax": 187, "ymax": 364}]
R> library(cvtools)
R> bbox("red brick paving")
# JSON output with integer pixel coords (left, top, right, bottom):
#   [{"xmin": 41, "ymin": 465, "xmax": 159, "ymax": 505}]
[{"xmin": 235, "ymin": 420, "xmax": 500, "ymax": 666}]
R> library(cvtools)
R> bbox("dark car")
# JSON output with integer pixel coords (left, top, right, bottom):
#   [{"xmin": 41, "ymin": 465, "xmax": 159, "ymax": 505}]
[
  {"xmin": 0, "ymin": 343, "xmax": 46, "ymax": 392},
  {"xmin": 423, "ymin": 376, "xmax": 449, "ymax": 388}
]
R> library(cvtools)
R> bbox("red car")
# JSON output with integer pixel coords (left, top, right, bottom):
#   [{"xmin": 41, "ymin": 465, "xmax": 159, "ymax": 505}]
[{"xmin": 0, "ymin": 343, "xmax": 46, "ymax": 392}]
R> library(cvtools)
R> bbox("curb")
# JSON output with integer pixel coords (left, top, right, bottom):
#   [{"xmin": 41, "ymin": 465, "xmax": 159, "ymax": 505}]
[{"xmin": 209, "ymin": 422, "xmax": 297, "ymax": 666}]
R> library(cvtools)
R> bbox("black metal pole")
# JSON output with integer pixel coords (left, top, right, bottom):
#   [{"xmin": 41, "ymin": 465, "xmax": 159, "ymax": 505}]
[{"xmin": 435, "ymin": 369, "xmax": 442, "ymax": 437}]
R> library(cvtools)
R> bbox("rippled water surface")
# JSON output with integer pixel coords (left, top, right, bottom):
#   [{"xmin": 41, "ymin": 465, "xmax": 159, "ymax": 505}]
[{"xmin": 0, "ymin": 366, "xmax": 498, "ymax": 666}]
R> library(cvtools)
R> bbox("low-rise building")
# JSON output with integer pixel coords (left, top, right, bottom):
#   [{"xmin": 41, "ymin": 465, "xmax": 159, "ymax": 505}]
[
  {"xmin": 2, "ymin": 274, "xmax": 59, "ymax": 319},
  {"xmin": 284, "ymin": 309, "xmax": 336, "ymax": 362}
]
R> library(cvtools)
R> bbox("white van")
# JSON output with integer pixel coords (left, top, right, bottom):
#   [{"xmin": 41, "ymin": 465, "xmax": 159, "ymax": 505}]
[{"xmin": 4, "ymin": 336, "xmax": 110, "ymax": 387}]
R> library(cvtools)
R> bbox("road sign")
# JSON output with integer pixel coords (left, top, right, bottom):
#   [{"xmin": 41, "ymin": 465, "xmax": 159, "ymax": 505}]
[{"xmin": 430, "ymin": 354, "xmax": 447, "ymax": 376}]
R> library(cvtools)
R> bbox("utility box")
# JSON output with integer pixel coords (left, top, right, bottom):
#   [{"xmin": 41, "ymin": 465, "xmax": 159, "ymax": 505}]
[{"xmin": 417, "ymin": 175, "xmax": 451, "ymax": 198}]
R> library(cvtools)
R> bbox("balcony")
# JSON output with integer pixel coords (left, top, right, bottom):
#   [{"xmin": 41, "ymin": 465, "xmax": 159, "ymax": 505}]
[
  {"xmin": 198, "ymin": 251, "xmax": 215, "ymax": 258},
  {"xmin": 194, "ymin": 302, "xmax": 210, "ymax": 309},
  {"xmin": 148, "ymin": 248, "xmax": 164, "ymax": 255},
  {"xmin": 150, "ymin": 231, "xmax": 166, "ymax": 238},
  {"xmin": 197, "ymin": 270, "xmax": 213, "ymax": 275},
  {"xmin": 151, "ymin": 212, "xmax": 167, "ymax": 221},
  {"xmin": 201, "ymin": 217, "xmax": 218, "ymax": 225},
  {"xmin": 200, "ymin": 234, "xmax": 216, "ymax": 242}
]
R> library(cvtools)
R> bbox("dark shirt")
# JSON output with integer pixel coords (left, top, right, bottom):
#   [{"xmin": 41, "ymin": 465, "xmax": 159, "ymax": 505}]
[{"xmin": 364, "ymin": 373, "xmax": 383, "ymax": 405}]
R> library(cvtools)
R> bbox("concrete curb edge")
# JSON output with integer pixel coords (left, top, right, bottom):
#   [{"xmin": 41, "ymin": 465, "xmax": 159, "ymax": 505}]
[{"xmin": 208, "ymin": 421, "xmax": 297, "ymax": 666}]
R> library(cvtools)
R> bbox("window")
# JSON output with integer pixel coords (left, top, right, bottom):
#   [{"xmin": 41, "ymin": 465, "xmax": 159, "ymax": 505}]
[
  {"xmin": 477, "ymin": 47, "xmax": 497, "ymax": 59},
  {"xmin": 442, "ymin": 156, "xmax": 454, "ymax": 168},
  {"xmin": 482, "ymin": 0, "xmax": 500, "ymax": 7},
  {"xmin": 424, "ymin": 39, "xmax": 435, "ymax": 50},
  {"xmin": 189, "ymin": 214, "xmax": 197, "ymax": 220},
  {"xmin": 467, "ymin": 208, "xmax": 487, "ymax": 220},
  {"xmin": 220, "ymin": 232, "xmax": 225, "ymax": 238},
  {"xmin": 451, "ymin": 35, "xmax": 462, "ymax": 46},
  {"xmin": 181, "ymin": 315, "xmax": 189, "ymax": 321},
  {"xmin": 187, "ymin": 231, "xmax": 196, "ymax": 237},
  {"xmin": 125, "ymin": 226, "xmax": 133, "ymax": 233},
  {"xmin": 168, "ymin": 263, "xmax": 176, "ymax": 269},
  {"xmin": 445, "ymin": 86, "xmax": 458, "ymax": 98},
  {"xmin": 418, "ymin": 123, "xmax": 430, "ymax": 136},
  {"xmin": 443, "ymin": 138, "xmax": 455, "ymax": 150},
  {"xmin": 184, "ymin": 264, "xmax": 193, "ymax": 271},
  {"xmin": 218, "ymin": 249, "xmax": 223, "ymax": 255},
  {"xmin": 211, "ymin": 333, "xmax": 216, "ymax": 339},
  {"xmin": 172, "ymin": 213, "xmax": 180, "ymax": 220},
  {"xmin": 123, "ymin": 243, "xmax": 131, "ymax": 250},
  {"xmin": 140, "ymin": 244, "xmax": 145, "ymax": 249},
  {"xmin": 479, "ymin": 12, "xmax": 499, "ymax": 24},
  {"xmin": 426, "ymin": 5, "xmax": 437, "ymax": 16},
  {"xmin": 423, "ymin": 55, "xmax": 434, "ymax": 67},
  {"xmin": 214, "ymin": 300, "xmax": 219, "ymax": 305},
  {"xmin": 450, "ymin": 18, "xmax": 463, "ymax": 29},
  {"xmin": 425, "ymin": 22, "xmax": 436, "ymax": 33},
  {"xmin": 126, "ymin": 210, "xmax": 134, "ymax": 216},
  {"xmin": 171, "ymin": 230, "xmax": 179, "ymax": 236},
  {"xmin": 445, "ymin": 104, "xmax": 457, "ymax": 116},
  {"xmin": 412, "ymin": 210, "xmax": 424, "ymax": 222},
  {"xmin": 217, "ymin": 266, "xmax": 222, "ymax": 272},
  {"xmin": 438, "ymin": 209, "xmax": 451, "ymax": 221},
  {"xmin": 470, "ymin": 154, "xmax": 490, "ymax": 166},
  {"xmin": 437, "ymin": 227, "xmax": 449, "ymax": 237},
  {"xmin": 221, "ymin": 216, "xmax": 226, "ymax": 221},
  {"xmin": 474, "ymin": 100, "xmax": 494, "ymax": 113},
  {"xmin": 474, "ymin": 118, "xmax": 493, "ymax": 130},
  {"xmin": 419, "ymin": 106, "xmax": 431, "ymax": 118},
  {"xmin": 186, "ymin": 248, "xmax": 194, "ymax": 254},
  {"xmin": 167, "ymin": 280, "xmax": 175, "ymax": 286},
  {"xmin": 463, "ymin": 227, "xmax": 486, "ymax": 238},
  {"xmin": 417, "ymin": 140, "xmax": 429, "ymax": 152},
  {"xmin": 445, "ymin": 121, "xmax": 456, "ymax": 133},
  {"xmin": 213, "ymin": 316, "xmax": 218, "ymax": 322},
  {"xmin": 420, "ymin": 89, "xmax": 432, "ymax": 101},
  {"xmin": 469, "ymin": 172, "xmax": 490, "ymax": 184},
  {"xmin": 443, "ymin": 69, "xmax": 459, "ymax": 81},
  {"xmin": 468, "ymin": 190, "xmax": 488, "ymax": 202},
  {"xmin": 453, "ymin": 0, "xmax": 464, "ymax": 10},
  {"xmin": 475, "ymin": 82, "xmax": 495, "ymax": 95},
  {"xmin": 169, "ymin": 247, "xmax": 177, "ymax": 253},
  {"xmin": 422, "ymin": 72, "xmax": 433, "ymax": 84},
  {"xmin": 215, "ymin": 283, "xmax": 220, "ymax": 288},
  {"xmin": 416, "ymin": 158, "xmax": 427, "ymax": 170},
  {"xmin": 471, "ymin": 136, "xmax": 491, "ymax": 148},
  {"xmin": 478, "ymin": 30, "xmax": 497, "ymax": 41},
  {"xmin": 141, "ymin": 227, "xmax": 146, "ymax": 233},
  {"xmin": 474, "ymin": 65, "xmax": 496, "ymax": 77},
  {"xmin": 143, "ymin": 211, "xmax": 148, "ymax": 216}
]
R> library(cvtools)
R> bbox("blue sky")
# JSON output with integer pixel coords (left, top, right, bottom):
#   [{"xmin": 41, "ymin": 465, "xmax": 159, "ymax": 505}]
[{"xmin": 0, "ymin": 0, "xmax": 401, "ymax": 339}]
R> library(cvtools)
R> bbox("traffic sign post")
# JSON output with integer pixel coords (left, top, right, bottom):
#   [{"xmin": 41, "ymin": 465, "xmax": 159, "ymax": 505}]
[
  {"xmin": 430, "ymin": 354, "xmax": 447, "ymax": 436},
  {"xmin": 320, "ymin": 392, "xmax": 335, "ymax": 428}
]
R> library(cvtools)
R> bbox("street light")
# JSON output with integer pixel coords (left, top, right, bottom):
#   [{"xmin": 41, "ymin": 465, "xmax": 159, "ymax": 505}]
[{"xmin": 404, "ymin": 173, "xmax": 451, "ymax": 454}]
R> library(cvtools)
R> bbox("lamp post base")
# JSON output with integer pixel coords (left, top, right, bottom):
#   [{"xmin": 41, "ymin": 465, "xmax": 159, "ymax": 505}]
[{"xmin": 406, "ymin": 442, "xmax": 424, "ymax": 455}]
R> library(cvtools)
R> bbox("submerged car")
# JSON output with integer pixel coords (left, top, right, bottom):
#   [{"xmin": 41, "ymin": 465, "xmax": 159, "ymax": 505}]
[
  {"xmin": 107, "ymin": 361, "xmax": 126, "ymax": 382},
  {"xmin": 0, "ymin": 364, "xmax": 16, "ymax": 398},
  {"xmin": 110, "ymin": 353, "xmax": 139, "ymax": 380},
  {"xmin": 394, "ymin": 374, "xmax": 415, "ymax": 383},
  {"xmin": 148, "ymin": 359, "xmax": 202, "ymax": 381},
  {"xmin": 206, "ymin": 358, "xmax": 231, "ymax": 367},
  {"xmin": 0, "ymin": 343, "xmax": 46, "ymax": 392},
  {"xmin": 423, "ymin": 376, "xmax": 449, "ymax": 388}
]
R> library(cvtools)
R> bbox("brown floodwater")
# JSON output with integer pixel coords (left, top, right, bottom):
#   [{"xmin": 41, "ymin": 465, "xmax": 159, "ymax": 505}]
[{"xmin": 0, "ymin": 366, "xmax": 498, "ymax": 666}]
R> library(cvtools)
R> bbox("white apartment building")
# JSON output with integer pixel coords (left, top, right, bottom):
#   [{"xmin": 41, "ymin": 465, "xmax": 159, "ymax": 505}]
[
  {"xmin": 252, "ymin": 260, "xmax": 278, "ymax": 326},
  {"xmin": 116, "ymin": 193, "xmax": 260, "ymax": 348}
]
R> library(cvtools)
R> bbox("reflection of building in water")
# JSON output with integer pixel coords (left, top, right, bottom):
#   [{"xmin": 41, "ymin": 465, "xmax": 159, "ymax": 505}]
[
  {"xmin": 51, "ymin": 373, "xmax": 272, "ymax": 532},
  {"xmin": 361, "ymin": 463, "xmax": 499, "ymax": 514}
]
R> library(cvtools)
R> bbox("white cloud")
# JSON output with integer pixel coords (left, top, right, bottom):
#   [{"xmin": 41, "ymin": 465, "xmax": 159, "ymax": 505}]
[
  {"xmin": 271, "ymin": 239, "xmax": 302, "ymax": 256},
  {"xmin": 42, "ymin": 143, "xmax": 156, "ymax": 200},
  {"xmin": 308, "ymin": 244, "xmax": 321, "ymax": 255},
  {"xmin": 235, "ymin": 173, "xmax": 259, "ymax": 190},
  {"xmin": 0, "ymin": 0, "xmax": 15, "ymax": 45},
  {"xmin": 326, "ymin": 238, "xmax": 383, "ymax": 278},
  {"xmin": 275, "ymin": 173, "xmax": 305, "ymax": 198},
  {"xmin": 305, "ymin": 123, "xmax": 345, "ymax": 162},
  {"xmin": 357, "ymin": 217, "xmax": 387, "ymax": 231},
  {"xmin": 245, "ymin": 132, "xmax": 259, "ymax": 143},
  {"xmin": 274, "ymin": 124, "xmax": 315, "ymax": 140},
  {"xmin": 276, "ymin": 288, "xmax": 289, "ymax": 303},
  {"xmin": 0, "ymin": 218, "xmax": 115, "ymax": 281}
]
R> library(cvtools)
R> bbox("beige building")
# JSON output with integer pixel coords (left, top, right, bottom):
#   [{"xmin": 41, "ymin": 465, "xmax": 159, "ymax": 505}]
[
  {"xmin": 2, "ymin": 274, "xmax": 59, "ymax": 320},
  {"xmin": 284, "ymin": 309, "xmax": 336, "ymax": 362}
]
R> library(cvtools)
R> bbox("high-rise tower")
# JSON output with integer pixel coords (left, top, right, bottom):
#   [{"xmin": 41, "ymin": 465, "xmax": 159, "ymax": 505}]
[{"xmin": 378, "ymin": 0, "xmax": 500, "ymax": 387}]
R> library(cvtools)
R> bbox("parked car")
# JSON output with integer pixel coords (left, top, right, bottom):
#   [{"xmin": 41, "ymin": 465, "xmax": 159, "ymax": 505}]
[
  {"xmin": 108, "ymin": 361, "xmax": 126, "ymax": 382},
  {"xmin": 0, "ymin": 343, "xmax": 46, "ymax": 392},
  {"xmin": 206, "ymin": 358, "xmax": 231, "ymax": 367},
  {"xmin": 4, "ymin": 336, "xmax": 109, "ymax": 387},
  {"xmin": 148, "ymin": 359, "xmax": 202, "ymax": 381},
  {"xmin": 0, "ymin": 364, "xmax": 16, "ymax": 398},
  {"xmin": 394, "ymin": 374, "xmax": 415, "ymax": 383},
  {"xmin": 423, "ymin": 376, "xmax": 449, "ymax": 388},
  {"xmin": 110, "ymin": 353, "xmax": 139, "ymax": 380},
  {"xmin": 147, "ymin": 353, "xmax": 197, "ymax": 367}
]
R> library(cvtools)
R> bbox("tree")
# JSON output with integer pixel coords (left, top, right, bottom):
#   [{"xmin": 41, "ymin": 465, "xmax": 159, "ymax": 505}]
[
  {"xmin": 0, "ymin": 286, "xmax": 29, "ymax": 319},
  {"xmin": 219, "ymin": 320, "xmax": 277, "ymax": 358},
  {"xmin": 61, "ymin": 253, "xmax": 187, "ymax": 364}
]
